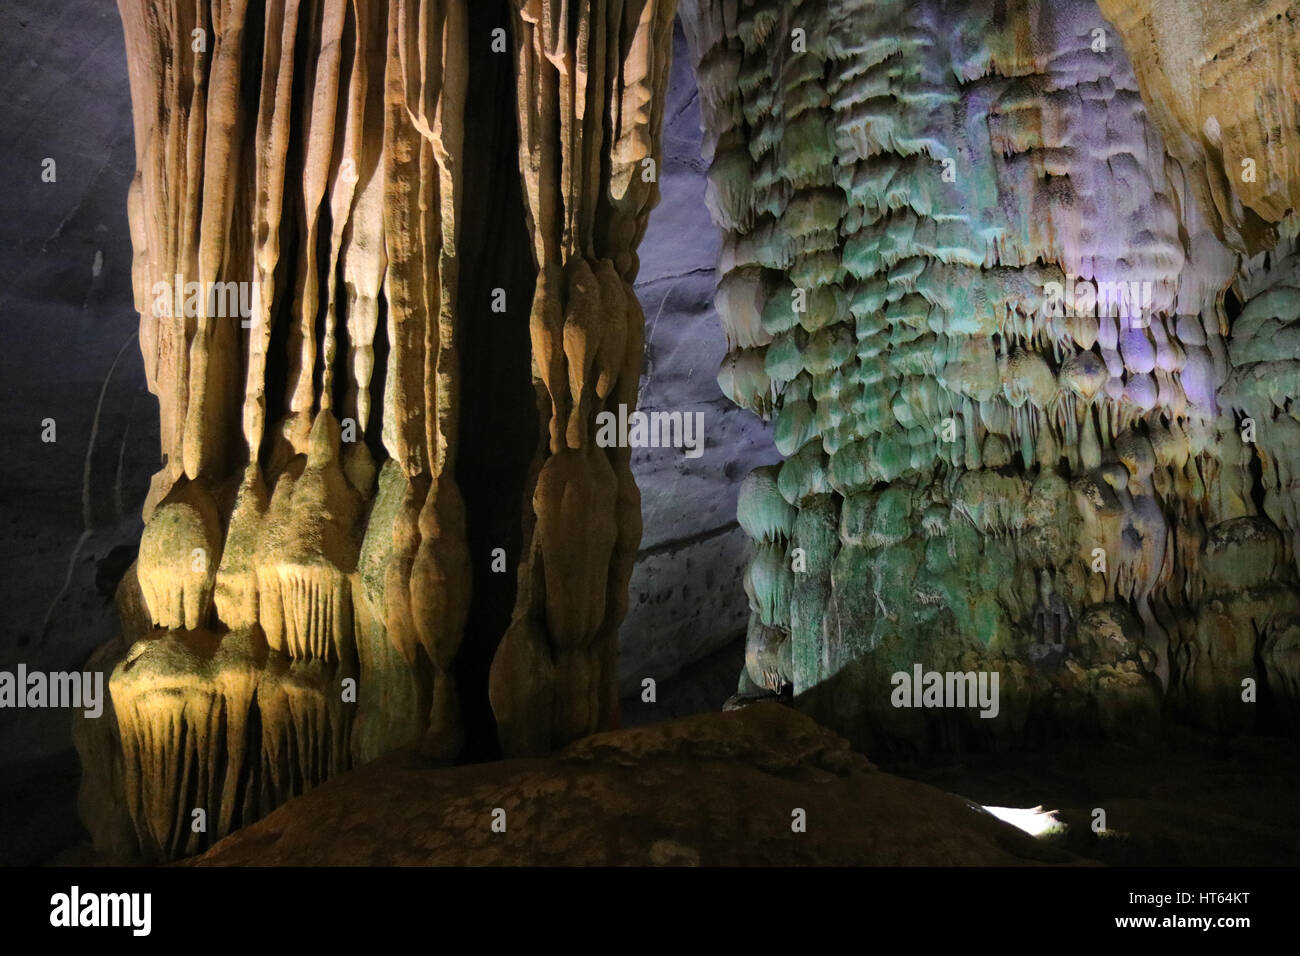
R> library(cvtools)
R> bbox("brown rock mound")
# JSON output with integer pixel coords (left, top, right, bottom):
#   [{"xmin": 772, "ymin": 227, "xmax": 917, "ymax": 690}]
[{"xmin": 188, "ymin": 704, "xmax": 1082, "ymax": 866}]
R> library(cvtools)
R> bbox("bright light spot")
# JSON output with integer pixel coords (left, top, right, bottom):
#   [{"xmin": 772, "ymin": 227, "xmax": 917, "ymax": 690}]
[{"xmin": 981, "ymin": 805, "xmax": 1065, "ymax": 838}]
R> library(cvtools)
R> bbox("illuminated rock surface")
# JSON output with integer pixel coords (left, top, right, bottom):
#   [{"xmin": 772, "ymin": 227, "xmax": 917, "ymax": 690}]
[
  {"xmin": 1099, "ymin": 0, "xmax": 1300, "ymax": 253},
  {"xmin": 73, "ymin": 0, "xmax": 678, "ymax": 862},
  {"xmin": 6, "ymin": 0, "xmax": 1295, "ymax": 867},
  {"xmin": 679, "ymin": 0, "xmax": 1300, "ymax": 750}
]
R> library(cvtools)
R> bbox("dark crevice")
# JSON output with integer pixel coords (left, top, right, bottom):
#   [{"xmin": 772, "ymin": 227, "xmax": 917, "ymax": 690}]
[
  {"xmin": 638, "ymin": 520, "xmax": 741, "ymax": 558},
  {"xmin": 452, "ymin": 0, "xmax": 538, "ymax": 764}
]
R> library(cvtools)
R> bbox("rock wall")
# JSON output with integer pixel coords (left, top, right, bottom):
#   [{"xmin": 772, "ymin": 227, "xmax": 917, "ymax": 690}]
[
  {"xmin": 0, "ymin": 0, "xmax": 156, "ymax": 772},
  {"xmin": 619, "ymin": 19, "xmax": 778, "ymax": 701},
  {"xmin": 680, "ymin": 0, "xmax": 1300, "ymax": 751}
]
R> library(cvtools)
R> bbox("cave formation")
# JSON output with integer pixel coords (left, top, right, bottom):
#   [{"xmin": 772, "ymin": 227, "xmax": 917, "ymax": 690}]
[
  {"xmin": 32, "ymin": 0, "xmax": 1299, "ymax": 864},
  {"xmin": 682, "ymin": 0, "xmax": 1300, "ymax": 753},
  {"xmin": 76, "ymin": 0, "xmax": 673, "ymax": 862}
]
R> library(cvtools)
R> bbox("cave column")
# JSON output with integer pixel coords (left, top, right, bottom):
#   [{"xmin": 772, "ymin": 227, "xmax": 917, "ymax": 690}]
[{"xmin": 489, "ymin": 0, "xmax": 677, "ymax": 755}]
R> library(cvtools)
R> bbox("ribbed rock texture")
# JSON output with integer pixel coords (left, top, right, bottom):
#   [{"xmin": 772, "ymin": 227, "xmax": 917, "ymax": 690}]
[
  {"xmin": 680, "ymin": 0, "xmax": 1300, "ymax": 750},
  {"xmin": 1098, "ymin": 0, "xmax": 1300, "ymax": 254},
  {"xmin": 77, "ymin": 0, "xmax": 674, "ymax": 862},
  {"xmin": 488, "ymin": 0, "xmax": 676, "ymax": 757}
]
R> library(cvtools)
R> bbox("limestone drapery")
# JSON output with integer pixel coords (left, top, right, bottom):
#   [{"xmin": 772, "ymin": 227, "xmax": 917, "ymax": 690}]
[
  {"xmin": 79, "ymin": 0, "xmax": 478, "ymax": 862},
  {"xmin": 1098, "ymin": 0, "xmax": 1300, "ymax": 255},
  {"xmin": 489, "ymin": 0, "xmax": 677, "ymax": 756},
  {"xmin": 80, "ymin": 0, "xmax": 677, "ymax": 863},
  {"xmin": 680, "ymin": 0, "xmax": 1300, "ymax": 749}
]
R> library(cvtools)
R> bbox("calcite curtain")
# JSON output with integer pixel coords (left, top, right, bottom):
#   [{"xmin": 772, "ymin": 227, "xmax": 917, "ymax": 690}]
[
  {"xmin": 680, "ymin": 0, "xmax": 1300, "ymax": 749},
  {"xmin": 77, "ymin": 0, "xmax": 675, "ymax": 862}
]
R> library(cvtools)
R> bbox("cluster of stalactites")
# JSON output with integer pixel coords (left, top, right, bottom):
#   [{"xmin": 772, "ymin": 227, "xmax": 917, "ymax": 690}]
[
  {"xmin": 690, "ymin": 0, "xmax": 1203, "ymax": 486},
  {"xmin": 81, "ymin": 0, "xmax": 474, "ymax": 861},
  {"xmin": 488, "ymin": 0, "xmax": 675, "ymax": 758},
  {"xmin": 682, "ymin": 0, "xmax": 1300, "ymax": 741}
]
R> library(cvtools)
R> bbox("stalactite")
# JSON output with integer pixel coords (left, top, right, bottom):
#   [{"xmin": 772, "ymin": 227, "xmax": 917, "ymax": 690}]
[
  {"xmin": 80, "ymin": 0, "xmax": 679, "ymax": 861},
  {"xmin": 79, "ymin": 0, "xmax": 484, "ymax": 861},
  {"xmin": 681, "ymin": 0, "xmax": 1300, "ymax": 748}
]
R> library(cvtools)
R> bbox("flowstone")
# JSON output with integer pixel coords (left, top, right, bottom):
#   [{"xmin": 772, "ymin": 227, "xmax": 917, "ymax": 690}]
[{"xmin": 680, "ymin": 0, "xmax": 1300, "ymax": 749}]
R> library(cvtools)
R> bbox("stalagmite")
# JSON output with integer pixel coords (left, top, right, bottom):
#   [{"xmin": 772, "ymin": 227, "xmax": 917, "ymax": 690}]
[
  {"xmin": 54, "ymin": 0, "xmax": 453, "ymax": 860},
  {"xmin": 110, "ymin": 630, "xmax": 261, "ymax": 861},
  {"xmin": 488, "ymin": 0, "xmax": 676, "ymax": 754}
]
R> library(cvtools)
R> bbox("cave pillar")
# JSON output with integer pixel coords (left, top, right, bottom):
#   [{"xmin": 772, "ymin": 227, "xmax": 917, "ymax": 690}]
[
  {"xmin": 680, "ymin": 0, "xmax": 1300, "ymax": 748},
  {"xmin": 81, "ymin": 0, "xmax": 475, "ymax": 860},
  {"xmin": 489, "ymin": 0, "xmax": 677, "ymax": 755}
]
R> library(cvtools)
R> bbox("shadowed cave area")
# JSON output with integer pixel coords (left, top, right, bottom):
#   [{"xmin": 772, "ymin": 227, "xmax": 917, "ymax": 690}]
[{"xmin": 1, "ymin": 0, "xmax": 1299, "ymax": 871}]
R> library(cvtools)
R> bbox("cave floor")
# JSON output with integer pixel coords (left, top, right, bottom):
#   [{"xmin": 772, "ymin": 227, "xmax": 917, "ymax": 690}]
[
  {"xmin": 16, "ymin": 706, "xmax": 1300, "ymax": 867},
  {"xmin": 879, "ymin": 730, "xmax": 1300, "ymax": 866}
]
